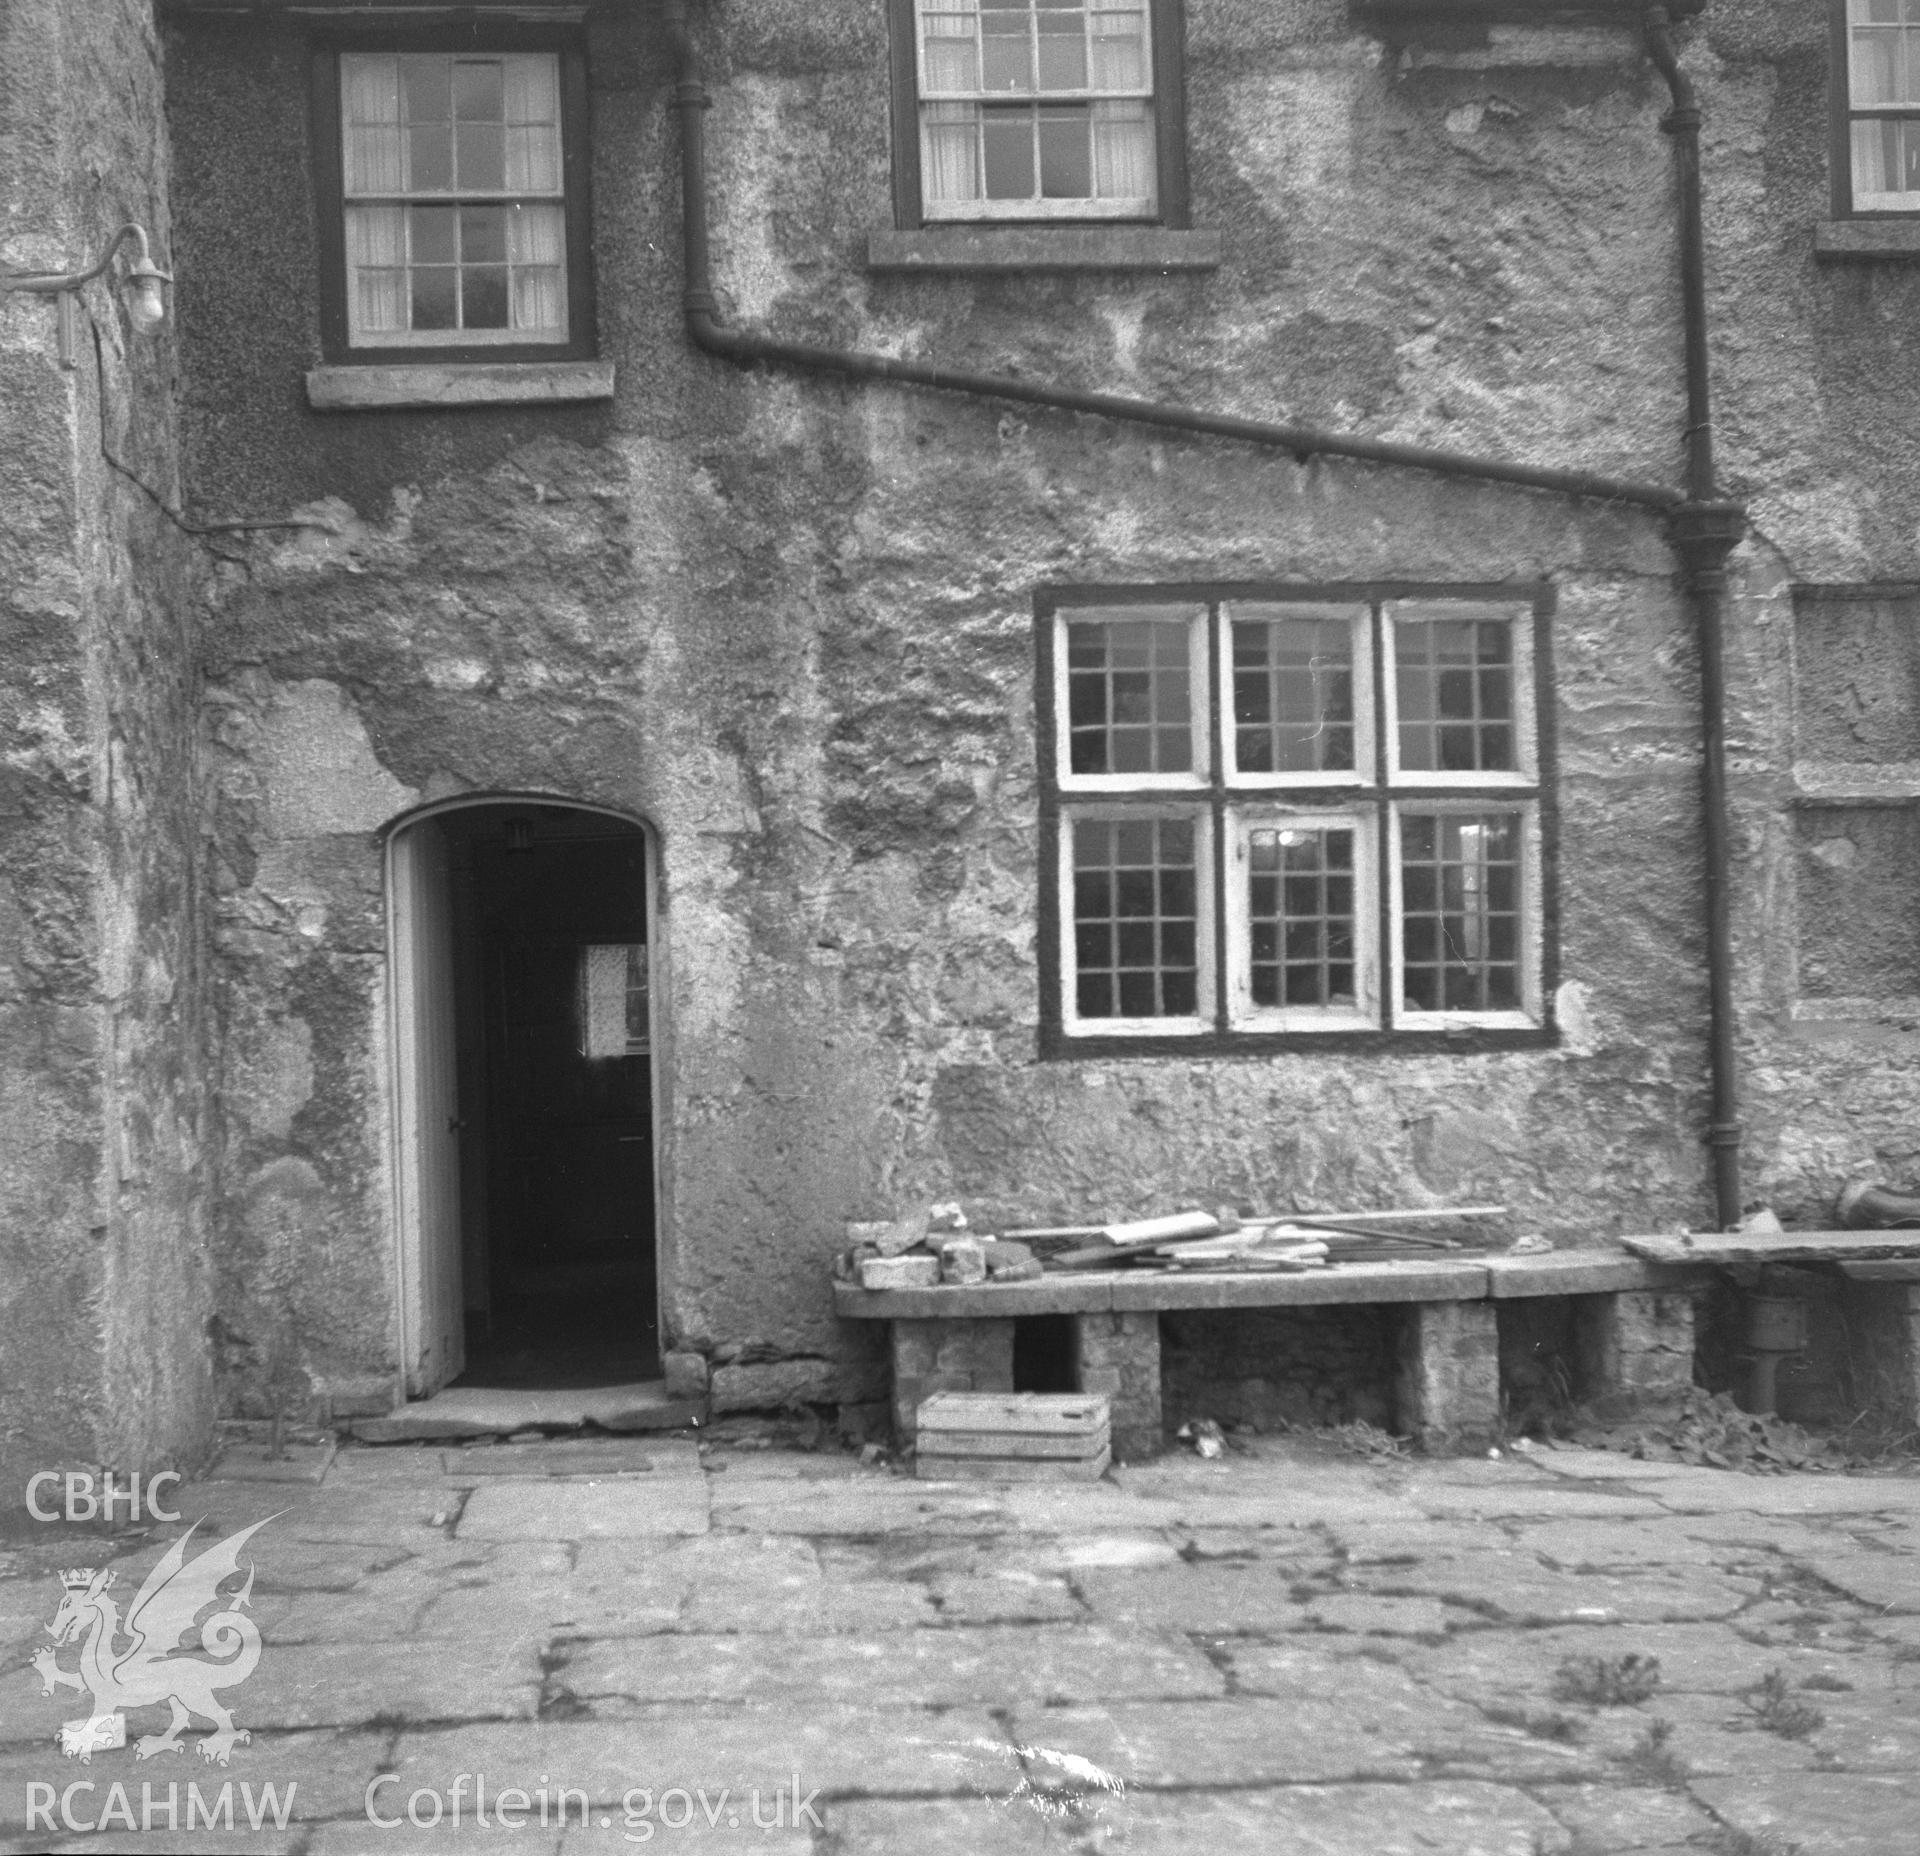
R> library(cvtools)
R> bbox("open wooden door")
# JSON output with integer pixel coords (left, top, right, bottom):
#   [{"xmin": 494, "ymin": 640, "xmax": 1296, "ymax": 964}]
[{"xmin": 390, "ymin": 817, "xmax": 466, "ymax": 1396}]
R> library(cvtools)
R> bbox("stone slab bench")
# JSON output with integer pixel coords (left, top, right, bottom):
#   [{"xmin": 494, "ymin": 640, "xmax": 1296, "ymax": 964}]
[{"xmin": 834, "ymin": 1247, "xmax": 1708, "ymax": 1459}]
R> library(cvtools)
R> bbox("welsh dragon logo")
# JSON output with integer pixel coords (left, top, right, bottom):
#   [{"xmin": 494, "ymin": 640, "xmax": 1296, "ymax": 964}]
[{"xmin": 32, "ymin": 1518, "xmax": 271, "ymax": 1765}]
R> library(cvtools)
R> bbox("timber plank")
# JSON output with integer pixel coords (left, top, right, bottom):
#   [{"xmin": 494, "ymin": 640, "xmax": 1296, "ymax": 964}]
[
  {"xmin": 917, "ymin": 1447, "xmax": 1112, "ymax": 1483},
  {"xmin": 1620, "ymin": 1230, "xmax": 1920, "ymax": 1266},
  {"xmin": 918, "ymin": 1392, "xmax": 1110, "ymax": 1438}
]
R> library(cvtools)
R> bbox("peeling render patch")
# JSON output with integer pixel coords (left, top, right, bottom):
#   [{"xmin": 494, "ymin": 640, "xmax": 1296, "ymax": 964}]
[{"xmin": 259, "ymin": 681, "xmax": 419, "ymax": 838}]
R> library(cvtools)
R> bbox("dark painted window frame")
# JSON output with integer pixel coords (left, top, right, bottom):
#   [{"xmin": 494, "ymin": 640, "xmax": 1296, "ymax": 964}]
[
  {"xmin": 310, "ymin": 25, "xmax": 596, "ymax": 366},
  {"xmin": 886, "ymin": 0, "xmax": 1191, "ymax": 231},
  {"xmin": 1034, "ymin": 581, "xmax": 1562, "ymax": 1061},
  {"xmin": 1832, "ymin": 0, "xmax": 1920, "ymax": 219}
]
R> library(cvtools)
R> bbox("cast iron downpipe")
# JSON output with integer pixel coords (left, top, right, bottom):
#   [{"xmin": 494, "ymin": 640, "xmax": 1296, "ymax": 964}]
[
  {"xmin": 664, "ymin": 0, "xmax": 1744, "ymax": 1225},
  {"xmin": 1645, "ymin": 3, "xmax": 1747, "ymax": 1229}
]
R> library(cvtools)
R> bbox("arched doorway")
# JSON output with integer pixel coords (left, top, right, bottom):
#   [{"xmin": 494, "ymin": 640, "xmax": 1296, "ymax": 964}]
[{"xmin": 388, "ymin": 798, "xmax": 658, "ymax": 1396}]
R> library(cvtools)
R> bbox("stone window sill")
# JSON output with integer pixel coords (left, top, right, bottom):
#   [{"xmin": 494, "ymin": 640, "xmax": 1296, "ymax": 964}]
[
  {"xmin": 1814, "ymin": 219, "xmax": 1920, "ymax": 260},
  {"xmin": 867, "ymin": 227, "xmax": 1221, "ymax": 274},
  {"xmin": 1792, "ymin": 760, "xmax": 1920, "ymax": 800},
  {"xmin": 305, "ymin": 360, "xmax": 615, "ymax": 412}
]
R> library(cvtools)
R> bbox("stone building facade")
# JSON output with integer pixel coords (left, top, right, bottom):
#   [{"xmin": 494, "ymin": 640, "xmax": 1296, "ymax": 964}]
[{"xmin": 5, "ymin": 0, "xmax": 1919, "ymax": 1487}]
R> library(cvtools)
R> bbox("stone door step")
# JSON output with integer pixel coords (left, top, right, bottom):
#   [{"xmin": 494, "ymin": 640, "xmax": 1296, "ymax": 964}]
[{"xmin": 349, "ymin": 1381, "xmax": 704, "ymax": 1443}]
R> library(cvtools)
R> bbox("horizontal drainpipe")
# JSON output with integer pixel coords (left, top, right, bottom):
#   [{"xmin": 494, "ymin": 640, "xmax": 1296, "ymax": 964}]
[
  {"xmin": 1645, "ymin": 3, "xmax": 1746, "ymax": 1230},
  {"xmin": 662, "ymin": 0, "xmax": 1678, "ymax": 513}
]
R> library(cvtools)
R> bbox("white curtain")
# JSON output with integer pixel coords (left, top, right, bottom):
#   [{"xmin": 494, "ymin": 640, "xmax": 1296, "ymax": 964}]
[
  {"xmin": 922, "ymin": 103, "xmax": 981, "ymax": 203},
  {"xmin": 342, "ymin": 55, "xmax": 405, "ymax": 194},
  {"xmin": 506, "ymin": 204, "xmax": 567, "ymax": 333},
  {"xmin": 345, "ymin": 205, "xmax": 407, "ymax": 335},
  {"xmin": 921, "ymin": 2, "xmax": 980, "ymax": 93},
  {"xmin": 579, "ymin": 946, "xmax": 631, "ymax": 1059},
  {"xmin": 1089, "ymin": 2, "xmax": 1148, "ymax": 91},
  {"xmin": 503, "ymin": 54, "xmax": 562, "ymax": 192},
  {"xmin": 1092, "ymin": 101, "xmax": 1152, "ymax": 201}
]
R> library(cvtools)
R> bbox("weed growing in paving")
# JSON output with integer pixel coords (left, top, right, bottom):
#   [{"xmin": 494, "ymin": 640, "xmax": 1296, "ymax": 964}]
[
  {"xmin": 1795, "ymin": 1670, "xmax": 1852, "ymax": 1693},
  {"xmin": 1620, "ymin": 1716, "xmax": 1689, "ymax": 1788},
  {"xmin": 1552, "ymin": 1651, "xmax": 1661, "ymax": 1706},
  {"xmin": 1744, "ymin": 1667, "xmax": 1826, "ymax": 1740},
  {"xmin": 1701, "ymin": 1829, "xmax": 1805, "ymax": 1856},
  {"xmin": 1487, "ymin": 1703, "xmax": 1585, "ymax": 1743}
]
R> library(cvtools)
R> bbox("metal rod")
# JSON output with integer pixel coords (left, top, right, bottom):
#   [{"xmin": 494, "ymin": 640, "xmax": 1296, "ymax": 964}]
[{"xmin": 662, "ymin": 1, "xmax": 1679, "ymax": 512}]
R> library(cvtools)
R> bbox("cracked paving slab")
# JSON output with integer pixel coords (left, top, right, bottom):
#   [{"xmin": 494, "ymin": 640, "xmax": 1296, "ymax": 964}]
[{"xmin": 9, "ymin": 1438, "xmax": 1920, "ymax": 1853}]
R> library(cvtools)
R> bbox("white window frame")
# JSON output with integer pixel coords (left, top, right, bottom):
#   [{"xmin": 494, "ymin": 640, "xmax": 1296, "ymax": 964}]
[
  {"xmin": 915, "ymin": 0, "xmax": 1159, "ymax": 223},
  {"xmin": 1843, "ymin": 0, "xmax": 1920, "ymax": 215},
  {"xmin": 1383, "ymin": 601, "xmax": 1537, "ymax": 790},
  {"xmin": 1046, "ymin": 594, "xmax": 1548, "ymax": 1046},
  {"xmin": 1053, "ymin": 604, "xmax": 1210, "ymax": 795},
  {"xmin": 1225, "ymin": 807, "xmax": 1380, "ymax": 1032},
  {"xmin": 1387, "ymin": 799, "xmax": 1543, "ymax": 1032},
  {"xmin": 337, "ymin": 49, "xmax": 571, "ymax": 352},
  {"xmin": 1219, "ymin": 600, "xmax": 1373, "ymax": 791},
  {"xmin": 1057, "ymin": 803, "xmax": 1214, "ymax": 1039}
]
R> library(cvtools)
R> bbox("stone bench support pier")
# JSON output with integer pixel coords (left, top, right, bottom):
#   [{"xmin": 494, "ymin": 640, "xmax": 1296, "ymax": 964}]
[{"xmin": 851, "ymin": 1251, "xmax": 1708, "ymax": 1460}]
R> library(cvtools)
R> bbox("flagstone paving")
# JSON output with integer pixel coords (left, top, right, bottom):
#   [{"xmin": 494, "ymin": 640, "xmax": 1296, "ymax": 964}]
[{"xmin": 3, "ymin": 1432, "xmax": 1920, "ymax": 1852}]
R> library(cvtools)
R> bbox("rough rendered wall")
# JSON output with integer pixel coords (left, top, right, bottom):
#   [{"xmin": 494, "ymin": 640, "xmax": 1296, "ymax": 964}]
[
  {"xmin": 0, "ymin": 0, "xmax": 212, "ymax": 1497},
  {"xmin": 1687, "ymin": 7, "xmax": 1920, "ymax": 1221},
  {"xmin": 167, "ymin": 0, "xmax": 1842, "ymax": 1409}
]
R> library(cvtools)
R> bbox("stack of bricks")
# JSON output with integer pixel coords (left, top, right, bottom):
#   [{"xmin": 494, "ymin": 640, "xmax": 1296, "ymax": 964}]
[
  {"xmin": 1574, "ymin": 1289, "xmax": 1696, "ymax": 1419},
  {"xmin": 1072, "ymin": 1311, "xmax": 1163, "ymax": 1460},
  {"xmin": 889, "ymin": 1318, "xmax": 1014, "ymax": 1444}
]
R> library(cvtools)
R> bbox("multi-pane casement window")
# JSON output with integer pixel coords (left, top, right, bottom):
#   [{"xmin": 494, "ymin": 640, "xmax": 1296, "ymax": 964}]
[
  {"xmin": 888, "ymin": 0, "xmax": 1189, "ymax": 225},
  {"xmin": 1838, "ymin": 0, "xmax": 1920, "ymax": 212},
  {"xmin": 1037, "ymin": 588, "xmax": 1556, "ymax": 1055},
  {"xmin": 314, "ymin": 41, "xmax": 593, "ymax": 361}
]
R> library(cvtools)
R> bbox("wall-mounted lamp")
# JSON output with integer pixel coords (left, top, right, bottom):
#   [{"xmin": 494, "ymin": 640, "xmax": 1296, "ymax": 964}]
[{"xmin": 0, "ymin": 223, "xmax": 172, "ymax": 369}]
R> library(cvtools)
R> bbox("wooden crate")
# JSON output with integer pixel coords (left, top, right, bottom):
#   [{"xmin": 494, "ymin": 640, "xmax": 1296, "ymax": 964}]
[
  {"xmin": 914, "ymin": 1391, "xmax": 1111, "ymax": 1481},
  {"xmin": 917, "ymin": 1446, "xmax": 1112, "ymax": 1482}
]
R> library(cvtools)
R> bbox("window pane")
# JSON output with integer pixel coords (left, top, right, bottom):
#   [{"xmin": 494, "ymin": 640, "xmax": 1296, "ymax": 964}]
[
  {"xmin": 1039, "ymin": 105, "xmax": 1093, "ymax": 197},
  {"xmin": 1037, "ymin": 5, "xmax": 1088, "ymax": 88},
  {"xmin": 981, "ymin": 5, "xmax": 1034, "ymax": 90},
  {"xmin": 1091, "ymin": 100, "xmax": 1153, "ymax": 199},
  {"xmin": 1853, "ymin": 117, "xmax": 1920, "ymax": 203},
  {"xmin": 1399, "ymin": 811, "xmax": 1523, "ymax": 1014},
  {"xmin": 982, "ymin": 109, "xmax": 1037, "ymax": 198},
  {"xmin": 1071, "ymin": 815, "xmax": 1202, "ymax": 1019},
  {"xmin": 462, "ymin": 205, "xmax": 507, "ymax": 265},
  {"xmin": 1396, "ymin": 618, "xmax": 1517, "ymax": 773},
  {"xmin": 1065, "ymin": 618, "xmax": 1194, "ymax": 775},
  {"xmin": 458, "ymin": 123, "xmax": 506, "ymax": 192},
  {"xmin": 1090, "ymin": 3, "xmax": 1149, "ymax": 88},
  {"xmin": 411, "ymin": 266, "xmax": 458, "ymax": 330},
  {"xmin": 464, "ymin": 265, "xmax": 510, "ymax": 329},
  {"xmin": 411, "ymin": 204, "xmax": 456, "ymax": 265},
  {"xmin": 1232, "ymin": 616, "xmax": 1355, "ymax": 773},
  {"xmin": 345, "ymin": 205, "xmax": 406, "ymax": 332},
  {"xmin": 923, "ymin": 103, "xmax": 983, "ymax": 202},
  {"xmin": 454, "ymin": 58, "xmax": 503, "ymax": 121},
  {"xmin": 924, "ymin": 6, "xmax": 982, "ymax": 90},
  {"xmin": 503, "ymin": 55, "xmax": 563, "ymax": 191},
  {"xmin": 1246, "ymin": 826, "xmax": 1358, "ymax": 1010}
]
